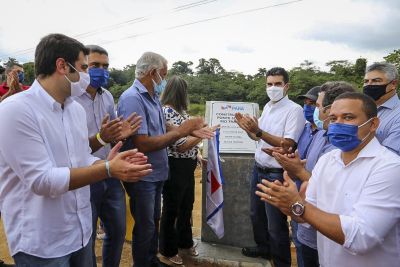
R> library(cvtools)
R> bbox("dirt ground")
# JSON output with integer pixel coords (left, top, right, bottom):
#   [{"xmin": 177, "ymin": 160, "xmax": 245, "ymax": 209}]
[{"xmin": 0, "ymin": 167, "xmax": 297, "ymax": 266}]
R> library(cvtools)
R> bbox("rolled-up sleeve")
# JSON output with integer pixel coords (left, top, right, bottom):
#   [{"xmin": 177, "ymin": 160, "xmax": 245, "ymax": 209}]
[
  {"xmin": 0, "ymin": 101, "xmax": 70, "ymax": 197},
  {"xmin": 340, "ymin": 163, "xmax": 400, "ymax": 255}
]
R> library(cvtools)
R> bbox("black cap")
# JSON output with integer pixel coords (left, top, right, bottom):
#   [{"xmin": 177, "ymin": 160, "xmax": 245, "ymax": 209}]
[{"xmin": 297, "ymin": 86, "xmax": 322, "ymax": 101}]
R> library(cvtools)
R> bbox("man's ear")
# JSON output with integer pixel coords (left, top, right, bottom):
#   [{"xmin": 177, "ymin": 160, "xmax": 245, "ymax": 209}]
[
  {"xmin": 284, "ymin": 83, "xmax": 290, "ymax": 94},
  {"xmin": 371, "ymin": 117, "xmax": 380, "ymax": 132},
  {"xmin": 55, "ymin": 58, "xmax": 68, "ymax": 75}
]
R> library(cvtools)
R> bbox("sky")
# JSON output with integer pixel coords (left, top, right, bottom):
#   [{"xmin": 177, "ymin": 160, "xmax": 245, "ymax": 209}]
[{"xmin": 0, "ymin": 0, "xmax": 399, "ymax": 75}]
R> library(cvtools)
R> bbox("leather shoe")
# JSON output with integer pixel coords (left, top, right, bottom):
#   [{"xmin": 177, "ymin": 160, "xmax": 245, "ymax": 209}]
[{"xmin": 241, "ymin": 246, "xmax": 271, "ymax": 259}]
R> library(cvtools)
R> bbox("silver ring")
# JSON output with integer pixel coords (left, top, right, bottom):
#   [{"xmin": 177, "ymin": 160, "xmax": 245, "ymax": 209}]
[{"xmin": 269, "ymin": 195, "xmax": 272, "ymax": 200}]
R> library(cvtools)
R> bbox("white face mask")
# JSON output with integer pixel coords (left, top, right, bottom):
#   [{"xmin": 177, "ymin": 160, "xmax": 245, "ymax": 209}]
[
  {"xmin": 64, "ymin": 63, "xmax": 90, "ymax": 97},
  {"xmin": 266, "ymin": 85, "xmax": 285, "ymax": 102}
]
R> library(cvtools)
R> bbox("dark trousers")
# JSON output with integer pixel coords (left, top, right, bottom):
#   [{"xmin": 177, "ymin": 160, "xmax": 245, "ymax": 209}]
[
  {"xmin": 301, "ymin": 244, "xmax": 319, "ymax": 267},
  {"xmin": 261, "ymin": 169, "xmax": 291, "ymax": 267},
  {"xmin": 250, "ymin": 165, "xmax": 270, "ymax": 250},
  {"xmin": 124, "ymin": 180, "xmax": 164, "ymax": 267},
  {"xmin": 159, "ymin": 157, "xmax": 197, "ymax": 257},
  {"xmin": 13, "ymin": 239, "xmax": 92, "ymax": 267},
  {"xmin": 90, "ymin": 178, "xmax": 126, "ymax": 267}
]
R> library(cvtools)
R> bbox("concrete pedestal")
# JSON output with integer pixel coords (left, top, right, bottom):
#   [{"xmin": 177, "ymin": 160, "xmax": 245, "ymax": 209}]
[{"xmin": 201, "ymin": 154, "xmax": 256, "ymax": 248}]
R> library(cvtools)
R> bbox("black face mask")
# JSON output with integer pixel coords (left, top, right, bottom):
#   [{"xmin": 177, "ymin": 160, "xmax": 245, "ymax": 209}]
[{"xmin": 363, "ymin": 81, "xmax": 392, "ymax": 101}]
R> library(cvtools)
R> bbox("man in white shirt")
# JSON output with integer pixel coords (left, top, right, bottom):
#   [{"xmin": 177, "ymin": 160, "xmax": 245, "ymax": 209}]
[
  {"xmin": 235, "ymin": 67, "xmax": 305, "ymax": 267},
  {"xmin": 0, "ymin": 33, "xmax": 152, "ymax": 266},
  {"xmin": 257, "ymin": 92, "xmax": 400, "ymax": 267}
]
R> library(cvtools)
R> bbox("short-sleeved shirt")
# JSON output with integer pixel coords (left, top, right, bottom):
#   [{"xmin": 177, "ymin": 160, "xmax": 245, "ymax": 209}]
[
  {"xmin": 75, "ymin": 89, "xmax": 116, "ymax": 160},
  {"xmin": 376, "ymin": 94, "xmax": 400, "ymax": 155},
  {"xmin": 162, "ymin": 106, "xmax": 199, "ymax": 159},
  {"xmin": 117, "ymin": 79, "xmax": 168, "ymax": 182},
  {"xmin": 306, "ymin": 138, "xmax": 400, "ymax": 267},
  {"xmin": 297, "ymin": 122, "xmax": 319, "ymax": 160},
  {"xmin": 255, "ymin": 96, "xmax": 306, "ymax": 168}
]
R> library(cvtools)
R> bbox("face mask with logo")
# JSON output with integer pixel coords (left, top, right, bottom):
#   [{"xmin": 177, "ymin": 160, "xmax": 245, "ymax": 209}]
[
  {"xmin": 18, "ymin": 72, "xmax": 24, "ymax": 83},
  {"xmin": 266, "ymin": 85, "xmax": 285, "ymax": 102},
  {"xmin": 89, "ymin": 68, "xmax": 110, "ymax": 89},
  {"xmin": 303, "ymin": 104, "xmax": 316, "ymax": 123},
  {"xmin": 363, "ymin": 81, "xmax": 393, "ymax": 101},
  {"xmin": 327, "ymin": 118, "xmax": 373, "ymax": 152},
  {"xmin": 64, "ymin": 62, "xmax": 91, "ymax": 97},
  {"xmin": 152, "ymin": 71, "xmax": 167, "ymax": 95}
]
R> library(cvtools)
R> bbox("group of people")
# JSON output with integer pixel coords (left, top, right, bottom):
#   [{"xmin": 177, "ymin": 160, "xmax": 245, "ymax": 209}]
[
  {"xmin": 0, "ymin": 32, "xmax": 399, "ymax": 267},
  {"xmin": 0, "ymin": 33, "xmax": 215, "ymax": 267},
  {"xmin": 235, "ymin": 64, "xmax": 400, "ymax": 267}
]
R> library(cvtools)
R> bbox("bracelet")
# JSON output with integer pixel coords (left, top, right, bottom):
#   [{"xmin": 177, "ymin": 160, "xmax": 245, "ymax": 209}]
[
  {"xmin": 96, "ymin": 132, "xmax": 108, "ymax": 146},
  {"xmin": 105, "ymin": 160, "xmax": 111, "ymax": 178}
]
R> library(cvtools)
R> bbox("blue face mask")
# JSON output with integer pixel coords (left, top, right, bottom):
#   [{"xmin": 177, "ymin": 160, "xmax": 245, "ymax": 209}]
[
  {"xmin": 303, "ymin": 104, "xmax": 316, "ymax": 123},
  {"xmin": 327, "ymin": 118, "xmax": 373, "ymax": 152},
  {"xmin": 89, "ymin": 68, "xmax": 109, "ymax": 89},
  {"xmin": 152, "ymin": 71, "xmax": 167, "ymax": 95},
  {"xmin": 18, "ymin": 72, "xmax": 24, "ymax": 83}
]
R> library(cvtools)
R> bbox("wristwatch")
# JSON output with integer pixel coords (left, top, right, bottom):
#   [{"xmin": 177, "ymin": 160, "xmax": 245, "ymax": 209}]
[
  {"xmin": 255, "ymin": 129, "xmax": 263, "ymax": 138},
  {"xmin": 291, "ymin": 201, "xmax": 305, "ymax": 216}
]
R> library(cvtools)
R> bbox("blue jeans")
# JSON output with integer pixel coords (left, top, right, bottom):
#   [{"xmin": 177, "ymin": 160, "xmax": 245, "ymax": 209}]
[
  {"xmin": 91, "ymin": 178, "xmax": 126, "ymax": 267},
  {"xmin": 124, "ymin": 180, "xmax": 164, "ymax": 267},
  {"xmin": 13, "ymin": 239, "xmax": 92, "ymax": 267},
  {"xmin": 290, "ymin": 220, "xmax": 304, "ymax": 267},
  {"xmin": 262, "ymin": 170, "xmax": 291, "ymax": 267},
  {"xmin": 250, "ymin": 166, "xmax": 270, "ymax": 250}
]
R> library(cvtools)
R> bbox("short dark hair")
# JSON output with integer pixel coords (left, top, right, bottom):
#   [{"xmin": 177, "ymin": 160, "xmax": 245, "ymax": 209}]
[
  {"xmin": 35, "ymin": 33, "xmax": 89, "ymax": 78},
  {"xmin": 266, "ymin": 67, "xmax": 289, "ymax": 84},
  {"xmin": 85, "ymin": 45, "xmax": 108, "ymax": 56},
  {"xmin": 335, "ymin": 92, "xmax": 377, "ymax": 119},
  {"xmin": 160, "ymin": 76, "xmax": 189, "ymax": 113},
  {"xmin": 321, "ymin": 81, "xmax": 356, "ymax": 107}
]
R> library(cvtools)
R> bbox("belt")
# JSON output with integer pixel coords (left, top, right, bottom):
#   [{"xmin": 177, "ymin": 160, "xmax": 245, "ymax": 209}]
[{"xmin": 255, "ymin": 162, "xmax": 283, "ymax": 174}]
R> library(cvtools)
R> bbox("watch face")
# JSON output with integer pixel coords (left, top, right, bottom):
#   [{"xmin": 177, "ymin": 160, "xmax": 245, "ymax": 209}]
[{"xmin": 292, "ymin": 202, "xmax": 304, "ymax": 216}]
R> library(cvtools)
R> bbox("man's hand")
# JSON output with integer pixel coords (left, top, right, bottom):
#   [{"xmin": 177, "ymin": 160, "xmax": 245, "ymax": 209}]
[
  {"xmin": 177, "ymin": 117, "xmax": 204, "ymax": 137},
  {"xmin": 235, "ymin": 113, "xmax": 260, "ymax": 134},
  {"xmin": 118, "ymin": 112, "xmax": 142, "ymax": 141},
  {"xmin": 108, "ymin": 146, "xmax": 152, "ymax": 182},
  {"xmin": 262, "ymin": 140, "xmax": 293, "ymax": 156},
  {"xmin": 99, "ymin": 114, "xmax": 123, "ymax": 143},
  {"xmin": 192, "ymin": 124, "xmax": 219, "ymax": 139},
  {"xmin": 271, "ymin": 150, "xmax": 304, "ymax": 177},
  {"xmin": 7, "ymin": 70, "xmax": 22, "ymax": 94},
  {"xmin": 255, "ymin": 171, "xmax": 302, "ymax": 216}
]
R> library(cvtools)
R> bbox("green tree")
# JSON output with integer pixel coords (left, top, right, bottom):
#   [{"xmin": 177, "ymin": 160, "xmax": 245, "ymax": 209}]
[
  {"xmin": 22, "ymin": 62, "xmax": 35, "ymax": 85},
  {"xmin": 169, "ymin": 61, "xmax": 193, "ymax": 75},
  {"xmin": 384, "ymin": 49, "xmax": 400, "ymax": 73}
]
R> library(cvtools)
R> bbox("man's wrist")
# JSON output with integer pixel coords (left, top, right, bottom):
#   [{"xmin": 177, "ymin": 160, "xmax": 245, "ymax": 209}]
[
  {"xmin": 255, "ymin": 129, "xmax": 263, "ymax": 138},
  {"xmin": 96, "ymin": 132, "xmax": 108, "ymax": 146}
]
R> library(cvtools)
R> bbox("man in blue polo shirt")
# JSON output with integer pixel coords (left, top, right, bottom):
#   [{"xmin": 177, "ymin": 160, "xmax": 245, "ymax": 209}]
[
  {"xmin": 117, "ymin": 51, "xmax": 211, "ymax": 267},
  {"xmin": 363, "ymin": 62, "xmax": 400, "ymax": 155}
]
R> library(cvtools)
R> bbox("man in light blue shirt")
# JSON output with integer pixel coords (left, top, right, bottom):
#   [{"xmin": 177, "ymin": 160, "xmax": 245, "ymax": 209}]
[
  {"xmin": 363, "ymin": 62, "xmax": 400, "ymax": 155},
  {"xmin": 117, "ymin": 51, "xmax": 207, "ymax": 267},
  {"xmin": 75, "ymin": 45, "xmax": 141, "ymax": 267}
]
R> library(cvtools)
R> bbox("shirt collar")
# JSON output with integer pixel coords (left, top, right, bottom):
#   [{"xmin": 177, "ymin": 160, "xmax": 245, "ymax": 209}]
[
  {"xmin": 332, "ymin": 137, "xmax": 383, "ymax": 164},
  {"xmin": 33, "ymin": 80, "xmax": 67, "ymax": 111},
  {"xmin": 266, "ymin": 95, "xmax": 289, "ymax": 108},
  {"xmin": 379, "ymin": 94, "xmax": 400, "ymax": 110},
  {"xmin": 133, "ymin": 79, "xmax": 150, "ymax": 94}
]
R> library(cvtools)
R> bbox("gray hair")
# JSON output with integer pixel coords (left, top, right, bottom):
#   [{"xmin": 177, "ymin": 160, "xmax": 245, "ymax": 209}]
[
  {"xmin": 366, "ymin": 62, "xmax": 399, "ymax": 81},
  {"xmin": 135, "ymin": 52, "xmax": 167, "ymax": 79}
]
